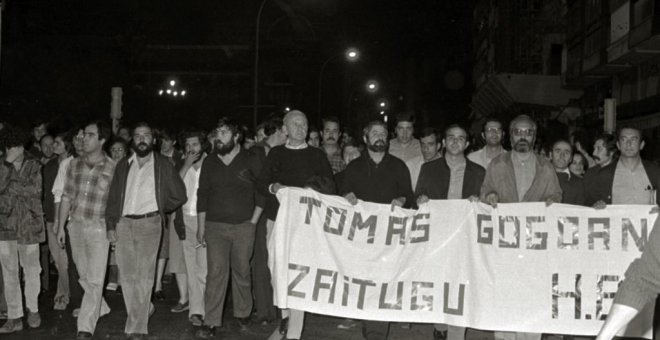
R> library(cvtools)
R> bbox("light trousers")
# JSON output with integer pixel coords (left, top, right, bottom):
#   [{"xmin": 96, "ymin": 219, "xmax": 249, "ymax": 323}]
[{"xmin": 0, "ymin": 241, "xmax": 40, "ymax": 319}]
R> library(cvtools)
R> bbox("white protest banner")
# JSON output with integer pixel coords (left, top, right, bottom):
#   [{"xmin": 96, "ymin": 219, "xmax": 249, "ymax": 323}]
[{"xmin": 269, "ymin": 187, "xmax": 657, "ymax": 338}]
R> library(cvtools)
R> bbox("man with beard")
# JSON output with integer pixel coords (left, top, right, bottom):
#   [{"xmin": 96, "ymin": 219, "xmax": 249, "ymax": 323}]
[
  {"xmin": 105, "ymin": 122, "xmax": 186, "ymax": 339},
  {"xmin": 550, "ymin": 140, "xmax": 585, "ymax": 205},
  {"xmin": 339, "ymin": 120, "xmax": 413, "ymax": 340},
  {"xmin": 479, "ymin": 115, "xmax": 561, "ymax": 340},
  {"xmin": 56, "ymin": 121, "xmax": 115, "ymax": 339},
  {"xmin": 194, "ymin": 119, "xmax": 262, "ymax": 338},
  {"xmin": 257, "ymin": 110, "xmax": 332, "ymax": 340},
  {"xmin": 320, "ymin": 116, "xmax": 345, "ymax": 174},
  {"xmin": 467, "ymin": 118, "xmax": 507, "ymax": 169}
]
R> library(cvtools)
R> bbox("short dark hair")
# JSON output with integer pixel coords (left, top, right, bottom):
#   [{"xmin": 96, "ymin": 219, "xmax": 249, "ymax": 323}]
[
  {"xmin": 217, "ymin": 117, "xmax": 241, "ymax": 141},
  {"xmin": 132, "ymin": 122, "xmax": 152, "ymax": 135},
  {"xmin": 595, "ymin": 133, "xmax": 619, "ymax": 156},
  {"xmin": 395, "ymin": 112, "xmax": 415, "ymax": 125},
  {"xmin": 551, "ymin": 139, "xmax": 573, "ymax": 154},
  {"xmin": 158, "ymin": 128, "xmax": 176, "ymax": 142},
  {"xmin": 481, "ymin": 118, "xmax": 503, "ymax": 132},
  {"xmin": 341, "ymin": 139, "xmax": 363, "ymax": 157},
  {"xmin": 54, "ymin": 130, "xmax": 74, "ymax": 155},
  {"xmin": 179, "ymin": 129, "xmax": 208, "ymax": 151},
  {"xmin": 363, "ymin": 120, "xmax": 388, "ymax": 138},
  {"xmin": 0, "ymin": 125, "xmax": 29, "ymax": 150},
  {"xmin": 106, "ymin": 136, "xmax": 129, "ymax": 155},
  {"xmin": 617, "ymin": 126, "xmax": 644, "ymax": 142},
  {"xmin": 39, "ymin": 134, "xmax": 53, "ymax": 144},
  {"xmin": 420, "ymin": 127, "xmax": 441, "ymax": 140},
  {"xmin": 262, "ymin": 117, "xmax": 283, "ymax": 137},
  {"xmin": 308, "ymin": 125, "xmax": 319, "ymax": 135},
  {"xmin": 86, "ymin": 120, "xmax": 112, "ymax": 145},
  {"xmin": 321, "ymin": 116, "xmax": 341, "ymax": 130},
  {"xmin": 444, "ymin": 124, "xmax": 469, "ymax": 139}
]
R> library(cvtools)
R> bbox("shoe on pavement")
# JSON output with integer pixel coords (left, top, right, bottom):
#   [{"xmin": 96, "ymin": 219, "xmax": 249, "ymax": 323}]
[
  {"xmin": 190, "ymin": 314, "xmax": 203, "ymax": 327},
  {"xmin": 170, "ymin": 301, "xmax": 189, "ymax": 313},
  {"xmin": 433, "ymin": 329, "xmax": 448, "ymax": 340},
  {"xmin": 337, "ymin": 318, "xmax": 357, "ymax": 329},
  {"xmin": 0, "ymin": 318, "xmax": 23, "ymax": 333},
  {"xmin": 237, "ymin": 316, "xmax": 250, "ymax": 331},
  {"xmin": 0, "ymin": 311, "xmax": 7, "ymax": 320},
  {"xmin": 26, "ymin": 310, "xmax": 41, "ymax": 328},
  {"xmin": 53, "ymin": 296, "xmax": 68, "ymax": 311},
  {"xmin": 278, "ymin": 317, "xmax": 289, "ymax": 335},
  {"xmin": 154, "ymin": 290, "xmax": 166, "ymax": 301},
  {"xmin": 195, "ymin": 325, "xmax": 216, "ymax": 339},
  {"xmin": 72, "ymin": 308, "xmax": 80, "ymax": 317},
  {"xmin": 77, "ymin": 331, "xmax": 93, "ymax": 339}
]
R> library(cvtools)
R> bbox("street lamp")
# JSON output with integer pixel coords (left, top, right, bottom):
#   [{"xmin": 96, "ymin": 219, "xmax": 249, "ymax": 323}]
[
  {"xmin": 366, "ymin": 80, "xmax": 379, "ymax": 93},
  {"xmin": 253, "ymin": 0, "xmax": 269, "ymax": 129},
  {"xmin": 317, "ymin": 47, "xmax": 360, "ymax": 124}
]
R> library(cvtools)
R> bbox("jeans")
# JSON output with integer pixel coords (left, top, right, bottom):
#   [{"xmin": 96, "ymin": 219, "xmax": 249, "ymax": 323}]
[
  {"xmin": 68, "ymin": 219, "xmax": 111, "ymax": 333},
  {"xmin": 47, "ymin": 222, "xmax": 70, "ymax": 305},
  {"xmin": 204, "ymin": 221, "xmax": 255, "ymax": 327},
  {"xmin": 182, "ymin": 214, "xmax": 207, "ymax": 317},
  {"xmin": 116, "ymin": 215, "xmax": 162, "ymax": 334},
  {"xmin": 0, "ymin": 241, "xmax": 40, "ymax": 319}
]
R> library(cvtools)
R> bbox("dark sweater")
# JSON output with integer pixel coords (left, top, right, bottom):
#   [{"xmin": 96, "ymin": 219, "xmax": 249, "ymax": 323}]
[
  {"xmin": 556, "ymin": 172, "xmax": 585, "ymax": 206},
  {"xmin": 415, "ymin": 157, "xmax": 485, "ymax": 200},
  {"xmin": 197, "ymin": 149, "xmax": 262, "ymax": 224},
  {"xmin": 257, "ymin": 145, "xmax": 333, "ymax": 220},
  {"xmin": 339, "ymin": 153, "xmax": 413, "ymax": 207},
  {"xmin": 583, "ymin": 159, "xmax": 660, "ymax": 206},
  {"xmin": 42, "ymin": 157, "xmax": 60, "ymax": 222}
]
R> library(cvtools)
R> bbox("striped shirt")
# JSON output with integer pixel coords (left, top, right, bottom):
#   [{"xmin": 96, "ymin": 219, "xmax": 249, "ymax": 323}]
[{"xmin": 62, "ymin": 156, "xmax": 116, "ymax": 220}]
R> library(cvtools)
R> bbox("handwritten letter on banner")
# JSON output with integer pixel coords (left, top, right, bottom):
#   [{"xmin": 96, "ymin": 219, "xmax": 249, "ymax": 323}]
[{"xmin": 269, "ymin": 188, "xmax": 657, "ymax": 338}]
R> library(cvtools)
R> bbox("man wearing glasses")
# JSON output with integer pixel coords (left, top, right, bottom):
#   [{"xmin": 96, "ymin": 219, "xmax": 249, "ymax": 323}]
[
  {"xmin": 479, "ymin": 114, "xmax": 561, "ymax": 340},
  {"xmin": 468, "ymin": 118, "xmax": 507, "ymax": 170}
]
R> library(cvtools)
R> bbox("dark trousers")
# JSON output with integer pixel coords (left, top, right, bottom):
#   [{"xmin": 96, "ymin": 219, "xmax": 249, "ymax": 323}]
[
  {"xmin": 204, "ymin": 221, "xmax": 255, "ymax": 327},
  {"xmin": 39, "ymin": 242, "xmax": 49, "ymax": 291},
  {"xmin": 251, "ymin": 215, "xmax": 276, "ymax": 322},
  {"xmin": 363, "ymin": 320, "xmax": 390, "ymax": 340}
]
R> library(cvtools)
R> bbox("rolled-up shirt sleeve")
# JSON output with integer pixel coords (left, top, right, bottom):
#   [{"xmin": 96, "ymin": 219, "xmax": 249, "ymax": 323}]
[{"xmin": 52, "ymin": 156, "xmax": 73, "ymax": 203}]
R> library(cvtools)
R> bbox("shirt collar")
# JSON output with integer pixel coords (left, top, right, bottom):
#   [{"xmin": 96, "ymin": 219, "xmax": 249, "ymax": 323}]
[
  {"xmin": 556, "ymin": 167, "xmax": 571, "ymax": 180},
  {"xmin": 128, "ymin": 152, "xmax": 154, "ymax": 166}
]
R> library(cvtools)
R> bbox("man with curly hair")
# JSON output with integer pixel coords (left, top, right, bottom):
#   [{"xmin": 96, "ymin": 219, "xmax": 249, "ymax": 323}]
[{"xmin": 0, "ymin": 126, "xmax": 45, "ymax": 333}]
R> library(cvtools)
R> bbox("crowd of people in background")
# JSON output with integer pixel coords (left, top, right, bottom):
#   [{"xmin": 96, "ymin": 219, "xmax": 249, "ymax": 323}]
[{"xmin": 0, "ymin": 109, "xmax": 657, "ymax": 340}]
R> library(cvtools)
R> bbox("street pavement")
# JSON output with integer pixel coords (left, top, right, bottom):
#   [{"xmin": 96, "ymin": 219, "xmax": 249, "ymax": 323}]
[{"xmin": 1, "ymin": 274, "xmax": 498, "ymax": 340}]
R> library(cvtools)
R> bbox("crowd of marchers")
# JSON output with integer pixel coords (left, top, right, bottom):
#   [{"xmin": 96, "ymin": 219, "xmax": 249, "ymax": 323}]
[{"xmin": 0, "ymin": 110, "xmax": 658, "ymax": 340}]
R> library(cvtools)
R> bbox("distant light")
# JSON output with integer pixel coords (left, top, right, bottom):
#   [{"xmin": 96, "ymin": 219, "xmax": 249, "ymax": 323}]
[
  {"xmin": 345, "ymin": 47, "xmax": 360, "ymax": 62},
  {"xmin": 158, "ymin": 89, "xmax": 164, "ymax": 95},
  {"xmin": 378, "ymin": 99, "xmax": 389, "ymax": 109},
  {"xmin": 173, "ymin": 91, "xmax": 178, "ymax": 96},
  {"xmin": 380, "ymin": 110, "xmax": 385, "ymax": 115},
  {"xmin": 169, "ymin": 80, "xmax": 176, "ymax": 86},
  {"xmin": 384, "ymin": 115, "xmax": 388, "ymax": 123},
  {"xmin": 166, "ymin": 89, "xmax": 172, "ymax": 94},
  {"xmin": 366, "ymin": 80, "xmax": 379, "ymax": 93},
  {"xmin": 380, "ymin": 102, "xmax": 386, "ymax": 107},
  {"xmin": 181, "ymin": 90, "xmax": 187, "ymax": 96},
  {"xmin": 284, "ymin": 107, "xmax": 291, "ymax": 112}
]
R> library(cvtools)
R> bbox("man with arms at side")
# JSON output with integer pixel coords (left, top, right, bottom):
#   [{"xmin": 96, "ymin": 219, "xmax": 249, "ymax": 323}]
[
  {"xmin": 340, "ymin": 120, "xmax": 414, "ymax": 340},
  {"xmin": 320, "ymin": 116, "xmax": 345, "ymax": 174},
  {"xmin": 105, "ymin": 122, "xmax": 187, "ymax": 339},
  {"xmin": 56, "ymin": 121, "xmax": 115, "ymax": 339}
]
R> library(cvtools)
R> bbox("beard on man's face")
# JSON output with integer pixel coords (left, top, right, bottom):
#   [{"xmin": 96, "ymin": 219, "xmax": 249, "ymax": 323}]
[
  {"xmin": 513, "ymin": 138, "xmax": 532, "ymax": 153},
  {"xmin": 214, "ymin": 138, "xmax": 235, "ymax": 156},
  {"xmin": 131, "ymin": 141, "xmax": 153, "ymax": 157},
  {"xmin": 367, "ymin": 139, "xmax": 388, "ymax": 153}
]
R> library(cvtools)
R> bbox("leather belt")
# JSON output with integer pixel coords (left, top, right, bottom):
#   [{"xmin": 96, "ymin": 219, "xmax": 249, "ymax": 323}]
[{"xmin": 123, "ymin": 211, "xmax": 159, "ymax": 220}]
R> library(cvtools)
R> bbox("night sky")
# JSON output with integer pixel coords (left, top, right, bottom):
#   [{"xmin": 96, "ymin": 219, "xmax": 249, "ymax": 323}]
[{"xmin": 0, "ymin": 0, "xmax": 474, "ymax": 133}]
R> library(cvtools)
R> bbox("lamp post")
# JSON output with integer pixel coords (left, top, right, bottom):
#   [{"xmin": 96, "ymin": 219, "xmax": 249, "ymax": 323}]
[
  {"xmin": 253, "ymin": 0, "xmax": 269, "ymax": 129},
  {"xmin": 317, "ymin": 47, "xmax": 360, "ymax": 124}
]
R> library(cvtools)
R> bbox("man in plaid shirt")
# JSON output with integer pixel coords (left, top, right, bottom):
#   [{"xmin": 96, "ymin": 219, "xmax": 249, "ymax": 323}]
[
  {"xmin": 320, "ymin": 116, "xmax": 346, "ymax": 174},
  {"xmin": 57, "ymin": 121, "xmax": 115, "ymax": 340}
]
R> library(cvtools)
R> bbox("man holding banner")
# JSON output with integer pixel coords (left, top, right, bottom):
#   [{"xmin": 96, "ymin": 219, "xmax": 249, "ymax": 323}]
[
  {"xmin": 339, "ymin": 119, "xmax": 413, "ymax": 340},
  {"xmin": 479, "ymin": 114, "xmax": 561, "ymax": 340},
  {"xmin": 257, "ymin": 110, "xmax": 333, "ymax": 340},
  {"xmin": 415, "ymin": 124, "xmax": 485, "ymax": 340}
]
